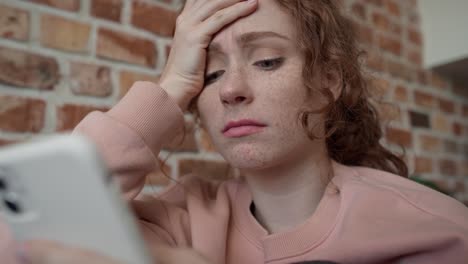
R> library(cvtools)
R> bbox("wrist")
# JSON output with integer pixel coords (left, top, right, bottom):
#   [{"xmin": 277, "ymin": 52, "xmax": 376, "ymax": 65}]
[{"xmin": 158, "ymin": 79, "xmax": 190, "ymax": 112}]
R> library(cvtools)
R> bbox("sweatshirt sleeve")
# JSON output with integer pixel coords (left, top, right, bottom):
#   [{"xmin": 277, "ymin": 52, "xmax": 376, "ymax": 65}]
[{"xmin": 73, "ymin": 81, "xmax": 184, "ymax": 200}]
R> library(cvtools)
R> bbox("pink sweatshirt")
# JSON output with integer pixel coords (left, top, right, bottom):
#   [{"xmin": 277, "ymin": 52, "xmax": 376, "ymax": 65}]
[{"xmin": 1, "ymin": 81, "xmax": 468, "ymax": 263}]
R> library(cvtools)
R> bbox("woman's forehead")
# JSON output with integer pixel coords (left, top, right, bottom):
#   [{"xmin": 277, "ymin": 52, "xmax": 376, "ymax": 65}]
[{"xmin": 210, "ymin": 0, "xmax": 295, "ymax": 49}]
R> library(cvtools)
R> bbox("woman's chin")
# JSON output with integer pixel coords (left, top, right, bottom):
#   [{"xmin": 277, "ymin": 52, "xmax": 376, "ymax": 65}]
[{"xmin": 220, "ymin": 145, "xmax": 276, "ymax": 171}]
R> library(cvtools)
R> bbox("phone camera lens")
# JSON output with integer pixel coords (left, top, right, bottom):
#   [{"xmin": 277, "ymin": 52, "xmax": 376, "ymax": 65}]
[{"xmin": 3, "ymin": 197, "xmax": 22, "ymax": 214}]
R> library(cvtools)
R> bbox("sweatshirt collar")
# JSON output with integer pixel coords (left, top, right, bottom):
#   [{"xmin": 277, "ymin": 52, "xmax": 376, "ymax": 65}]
[{"xmin": 232, "ymin": 161, "xmax": 352, "ymax": 261}]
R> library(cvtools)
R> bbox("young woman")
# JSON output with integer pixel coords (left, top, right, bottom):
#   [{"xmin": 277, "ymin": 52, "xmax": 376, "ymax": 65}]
[{"xmin": 7, "ymin": 0, "xmax": 468, "ymax": 263}]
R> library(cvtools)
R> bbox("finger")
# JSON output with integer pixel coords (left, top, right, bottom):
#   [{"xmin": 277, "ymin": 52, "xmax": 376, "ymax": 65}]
[
  {"xmin": 182, "ymin": 0, "xmax": 207, "ymax": 15},
  {"xmin": 191, "ymin": 0, "xmax": 245, "ymax": 22},
  {"xmin": 181, "ymin": 0, "xmax": 195, "ymax": 12},
  {"xmin": 197, "ymin": 0, "xmax": 257, "ymax": 37}
]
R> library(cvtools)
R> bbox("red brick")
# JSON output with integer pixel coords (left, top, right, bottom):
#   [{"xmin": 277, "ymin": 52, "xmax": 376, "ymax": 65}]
[
  {"xmin": 413, "ymin": 90, "xmax": 435, "ymax": 108},
  {"xmin": 364, "ymin": 50, "xmax": 385, "ymax": 72},
  {"xmin": 377, "ymin": 102, "xmax": 401, "ymax": 123},
  {"xmin": 432, "ymin": 113, "xmax": 451, "ymax": 133},
  {"xmin": 417, "ymin": 70, "xmax": 429, "ymax": 85},
  {"xmin": 438, "ymin": 98, "xmax": 455, "ymax": 114},
  {"xmin": 372, "ymin": 12, "xmax": 390, "ymax": 32},
  {"xmin": 91, "ymin": 0, "xmax": 122, "ymax": 22},
  {"xmin": 393, "ymin": 85, "xmax": 408, "ymax": 102},
  {"xmin": 40, "ymin": 15, "xmax": 90, "ymax": 53},
  {"xmin": 455, "ymin": 181, "xmax": 465, "ymax": 193},
  {"xmin": 453, "ymin": 122, "xmax": 463, "ymax": 137},
  {"xmin": 407, "ymin": 49, "xmax": 422, "ymax": 66},
  {"xmin": 119, "ymin": 70, "xmax": 159, "ymax": 98},
  {"xmin": 30, "ymin": 0, "xmax": 80, "ymax": 12},
  {"xmin": 369, "ymin": 77, "xmax": 391, "ymax": 98},
  {"xmin": 439, "ymin": 159, "xmax": 457, "ymax": 176},
  {"xmin": 0, "ymin": 139, "xmax": 16, "ymax": 147},
  {"xmin": 378, "ymin": 35, "xmax": 401, "ymax": 55},
  {"xmin": 69, "ymin": 62, "xmax": 113, "ymax": 97},
  {"xmin": 353, "ymin": 22, "xmax": 373, "ymax": 46},
  {"xmin": 97, "ymin": 28, "xmax": 157, "ymax": 67},
  {"xmin": 162, "ymin": 120, "xmax": 198, "ymax": 152},
  {"xmin": 463, "ymin": 104, "xmax": 468, "ymax": 117},
  {"xmin": 385, "ymin": 0, "xmax": 401, "ymax": 17},
  {"xmin": 365, "ymin": 11, "xmax": 400, "ymax": 37},
  {"xmin": 0, "ymin": 5, "xmax": 29, "ymax": 41},
  {"xmin": 407, "ymin": 28, "xmax": 422, "ymax": 46},
  {"xmin": 178, "ymin": 159, "xmax": 233, "ymax": 181},
  {"xmin": 131, "ymin": 1, "xmax": 177, "ymax": 37},
  {"xmin": 387, "ymin": 59, "xmax": 413, "ymax": 81},
  {"xmin": 460, "ymin": 160, "xmax": 468, "ymax": 175},
  {"xmin": 385, "ymin": 127, "xmax": 412, "ymax": 147},
  {"xmin": 351, "ymin": 2, "xmax": 367, "ymax": 21},
  {"xmin": 56, "ymin": 104, "xmax": 109, "ymax": 131},
  {"xmin": 418, "ymin": 134, "xmax": 441, "ymax": 152},
  {"xmin": 146, "ymin": 159, "xmax": 171, "ymax": 186},
  {"xmin": 414, "ymin": 156, "xmax": 432, "ymax": 174},
  {"xmin": 0, "ymin": 46, "xmax": 59, "ymax": 90},
  {"xmin": 0, "ymin": 96, "xmax": 45, "ymax": 133}
]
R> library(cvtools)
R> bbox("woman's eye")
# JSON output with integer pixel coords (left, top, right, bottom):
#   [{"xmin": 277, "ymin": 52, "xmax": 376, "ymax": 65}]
[
  {"xmin": 253, "ymin": 57, "xmax": 285, "ymax": 70},
  {"xmin": 204, "ymin": 70, "xmax": 225, "ymax": 86}
]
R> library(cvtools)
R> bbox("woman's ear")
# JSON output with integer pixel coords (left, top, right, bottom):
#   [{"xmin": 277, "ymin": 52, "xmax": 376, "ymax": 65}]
[{"xmin": 323, "ymin": 67, "xmax": 343, "ymax": 101}]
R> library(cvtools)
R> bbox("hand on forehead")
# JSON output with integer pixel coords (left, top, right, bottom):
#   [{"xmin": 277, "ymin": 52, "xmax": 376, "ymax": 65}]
[{"xmin": 208, "ymin": 0, "xmax": 295, "ymax": 51}]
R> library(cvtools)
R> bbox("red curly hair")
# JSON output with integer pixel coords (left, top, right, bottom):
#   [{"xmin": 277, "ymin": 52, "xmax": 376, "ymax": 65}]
[{"xmin": 275, "ymin": 0, "xmax": 408, "ymax": 177}]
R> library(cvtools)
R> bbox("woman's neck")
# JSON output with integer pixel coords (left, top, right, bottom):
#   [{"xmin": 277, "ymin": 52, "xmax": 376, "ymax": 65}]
[{"xmin": 243, "ymin": 152, "xmax": 333, "ymax": 234}]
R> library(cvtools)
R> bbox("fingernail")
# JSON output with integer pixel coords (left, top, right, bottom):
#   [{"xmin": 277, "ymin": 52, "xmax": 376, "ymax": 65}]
[
  {"xmin": 16, "ymin": 242, "xmax": 30, "ymax": 264},
  {"xmin": 247, "ymin": 0, "xmax": 257, "ymax": 4}
]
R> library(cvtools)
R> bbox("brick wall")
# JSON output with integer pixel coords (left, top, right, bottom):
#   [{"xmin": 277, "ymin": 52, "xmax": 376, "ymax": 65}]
[{"xmin": 0, "ymin": 0, "xmax": 467, "ymax": 203}]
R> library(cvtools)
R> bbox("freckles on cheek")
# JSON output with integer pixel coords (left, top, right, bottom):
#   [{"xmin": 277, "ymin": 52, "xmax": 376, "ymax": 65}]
[{"xmin": 267, "ymin": 73, "xmax": 306, "ymax": 106}]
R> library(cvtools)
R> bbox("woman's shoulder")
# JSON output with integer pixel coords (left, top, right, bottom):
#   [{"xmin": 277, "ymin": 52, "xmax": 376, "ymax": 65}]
[{"xmin": 336, "ymin": 163, "xmax": 468, "ymax": 230}]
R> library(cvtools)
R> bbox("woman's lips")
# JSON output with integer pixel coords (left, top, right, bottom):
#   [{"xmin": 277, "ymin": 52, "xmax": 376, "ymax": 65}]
[
  {"xmin": 223, "ymin": 125, "xmax": 265, "ymax": 138},
  {"xmin": 222, "ymin": 119, "xmax": 266, "ymax": 138}
]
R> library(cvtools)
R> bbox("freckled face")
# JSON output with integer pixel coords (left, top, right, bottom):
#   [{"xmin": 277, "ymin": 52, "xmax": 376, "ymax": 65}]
[{"xmin": 196, "ymin": 0, "xmax": 324, "ymax": 170}]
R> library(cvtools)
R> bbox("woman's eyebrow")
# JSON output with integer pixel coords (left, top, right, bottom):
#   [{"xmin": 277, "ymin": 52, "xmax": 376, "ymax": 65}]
[
  {"xmin": 238, "ymin": 31, "xmax": 290, "ymax": 46},
  {"xmin": 208, "ymin": 31, "xmax": 290, "ymax": 55}
]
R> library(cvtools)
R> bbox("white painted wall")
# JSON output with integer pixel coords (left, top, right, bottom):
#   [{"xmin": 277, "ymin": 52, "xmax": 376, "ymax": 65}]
[{"xmin": 419, "ymin": 0, "xmax": 468, "ymax": 68}]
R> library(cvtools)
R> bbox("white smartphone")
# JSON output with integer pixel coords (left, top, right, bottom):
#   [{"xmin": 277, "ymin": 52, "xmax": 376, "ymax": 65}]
[{"xmin": 0, "ymin": 134, "xmax": 153, "ymax": 264}]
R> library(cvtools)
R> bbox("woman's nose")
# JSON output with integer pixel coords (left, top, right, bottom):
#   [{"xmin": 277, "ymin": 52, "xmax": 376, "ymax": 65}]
[{"xmin": 219, "ymin": 71, "xmax": 253, "ymax": 106}]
